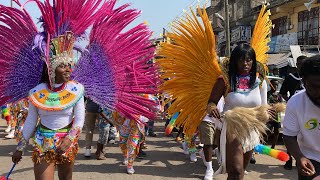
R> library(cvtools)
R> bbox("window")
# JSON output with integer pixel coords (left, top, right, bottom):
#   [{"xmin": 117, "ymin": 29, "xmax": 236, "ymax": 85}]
[
  {"xmin": 298, "ymin": 7, "xmax": 320, "ymax": 45},
  {"xmin": 272, "ymin": 16, "xmax": 287, "ymax": 37}
]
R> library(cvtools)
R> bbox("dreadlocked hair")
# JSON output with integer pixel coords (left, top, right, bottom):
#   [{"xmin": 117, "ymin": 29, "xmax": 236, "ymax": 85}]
[{"xmin": 228, "ymin": 43, "xmax": 257, "ymax": 92}]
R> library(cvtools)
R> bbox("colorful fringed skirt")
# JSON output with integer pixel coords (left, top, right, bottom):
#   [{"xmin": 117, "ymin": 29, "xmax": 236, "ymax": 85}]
[{"xmin": 32, "ymin": 124, "xmax": 78, "ymax": 165}]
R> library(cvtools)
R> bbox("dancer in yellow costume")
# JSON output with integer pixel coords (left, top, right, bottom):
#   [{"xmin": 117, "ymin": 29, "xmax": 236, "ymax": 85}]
[{"xmin": 157, "ymin": 3, "xmax": 281, "ymax": 180}]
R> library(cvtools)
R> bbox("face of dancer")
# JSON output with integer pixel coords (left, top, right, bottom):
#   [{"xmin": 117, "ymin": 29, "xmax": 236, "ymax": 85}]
[
  {"xmin": 236, "ymin": 56, "xmax": 253, "ymax": 75},
  {"xmin": 303, "ymin": 75, "xmax": 320, "ymax": 107},
  {"xmin": 55, "ymin": 63, "xmax": 72, "ymax": 84}
]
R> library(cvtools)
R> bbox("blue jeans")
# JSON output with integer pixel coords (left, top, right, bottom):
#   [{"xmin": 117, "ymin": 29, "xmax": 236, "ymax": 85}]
[
  {"xmin": 145, "ymin": 121, "xmax": 154, "ymax": 135},
  {"xmin": 97, "ymin": 118, "xmax": 111, "ymax": 145}
]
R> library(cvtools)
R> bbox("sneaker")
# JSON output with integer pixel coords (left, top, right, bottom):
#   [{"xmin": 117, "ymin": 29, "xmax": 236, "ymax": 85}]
[
  {"xmin": 127, "ymin": 166, "xmax": 135, "ymax": 174},
  {"xmin": 244, "ymin": 170, "xmax": 249, "ymax": 175},
  {"xmin": 108, "ymin": 139, "xmax": 116, "ymax": 144},
  {"xmin": 250, "ymin": 154, "xmax": 256, "ymax": 164},
  {"xmin": 5, "ymin": 126, "xmax": 11, "ymax": 133},
  {"xmin": 84, "ymin": 148, "xmax": 91, "ymax": 157},
  {"xmin": 148, "ymin": 132, "xmax": 157, "ymax": 137},
  {"xmin": 190, "ymin": 153, "xmax": 197, "ymax": 162},
  {"xmin": 182, "ymin": 142, "xmax": 189, "ymax": 155},
  {"xmin": 139, "ymin": 150, "xmax": 147, "ymax": 157},
  {"xmin": 122, "ymin": 158, "xmax": 128, "ymax": 165},
  {"xmin": 5, "ymin": 130, "xmax": 15, "ymax": 139},
  {"xmin": 204, "ymin": 168, "xmax": 214, "ymax": 180},
  {"xmin": 137, "ymin": 151, "xmax": 145, "ymax": 159}
]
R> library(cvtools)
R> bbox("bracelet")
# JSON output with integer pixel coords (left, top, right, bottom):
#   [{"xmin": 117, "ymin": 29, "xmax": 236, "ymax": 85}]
[
  {"xmin": 66, "ymin": 127, "xmax": 81, "ymax": 142},
  {"xmin": 16, "ymin": 136, "xmax": 28, "ymax": 152},
  {"xmin": 207, "ymin": 102, "xmax": 217, "ymax": 114}
]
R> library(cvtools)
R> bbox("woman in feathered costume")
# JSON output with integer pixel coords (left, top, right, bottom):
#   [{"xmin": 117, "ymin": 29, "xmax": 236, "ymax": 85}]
[
  {"xmin": 0, "ymin": 0, "xmax": 158, "ymax": 179},
  {"xmin": 157, "ymin": 3, "xmax": 285, "ymax": 180}
]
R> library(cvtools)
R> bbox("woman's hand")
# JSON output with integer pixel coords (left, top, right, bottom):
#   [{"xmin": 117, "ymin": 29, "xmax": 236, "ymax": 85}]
[
  {"xmin": 209, "ymin": 108, "xmax": 221, "ymax": 119},
  {"xmin": 12, "ymin": 150, "xmax": 23, "ymax": 163},
  {"xmin": 267, "ymin": 108, "xmax": 277, "ymax": 121},
  {"xmin": 56, "ymin": 137, "xmax": 72, "ymax": 154},
  {"xmin": 297, "ymin": 157, "xmax": 316, "ymax": 176}
]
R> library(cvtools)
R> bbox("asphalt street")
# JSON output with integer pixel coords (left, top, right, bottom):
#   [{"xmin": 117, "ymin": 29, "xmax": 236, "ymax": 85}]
[{"xmin": 0, "ymin": 120, "xmax": 298, "ymax": 180}]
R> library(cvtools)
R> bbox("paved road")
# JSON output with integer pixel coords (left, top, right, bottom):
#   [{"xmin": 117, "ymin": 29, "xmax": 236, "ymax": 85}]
[{"xmin": 0, "ymin": 120, "xmax": 298, "ymax": 180}]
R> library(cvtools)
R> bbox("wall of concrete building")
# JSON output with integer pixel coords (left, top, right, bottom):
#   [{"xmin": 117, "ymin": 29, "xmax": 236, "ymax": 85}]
[
  {"xmin": 270, "ymin": 2, "xmax": 320, "ymax": 34},
  {"xmin": 291, "ymin": 4, "xmax": 320, "ymax": 33}
]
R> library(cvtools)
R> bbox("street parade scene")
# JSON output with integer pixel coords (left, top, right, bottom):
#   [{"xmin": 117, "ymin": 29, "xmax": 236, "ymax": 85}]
[{"xmin": 0, "ymin": 0, "xmax": 319, "ymax": 179}]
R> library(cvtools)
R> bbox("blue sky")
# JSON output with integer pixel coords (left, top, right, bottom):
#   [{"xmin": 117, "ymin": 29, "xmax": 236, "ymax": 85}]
[{"xmin": 0, "ymin": 0, "xmax": 208, "ymax": 38}]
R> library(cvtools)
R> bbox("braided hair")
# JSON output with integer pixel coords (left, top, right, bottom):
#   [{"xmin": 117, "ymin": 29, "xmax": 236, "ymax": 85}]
[{"xmin": 228, "ymin": 43, "xmax": 257, "ymax": 91}]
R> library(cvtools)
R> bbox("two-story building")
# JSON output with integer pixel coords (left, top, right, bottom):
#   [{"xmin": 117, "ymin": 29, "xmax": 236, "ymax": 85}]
[{"xmin": 207, "ymin": 0, "xmax": 320, "ymax": 75}]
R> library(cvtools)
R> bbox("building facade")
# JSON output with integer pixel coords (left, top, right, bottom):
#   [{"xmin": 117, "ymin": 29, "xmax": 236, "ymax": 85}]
[{"xmin": 207, "ymin": 0, "xmax": 320, "ymax": 56}]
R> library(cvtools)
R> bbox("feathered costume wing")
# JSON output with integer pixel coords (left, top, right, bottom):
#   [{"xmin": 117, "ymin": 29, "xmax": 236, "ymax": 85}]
[
  {"xmin": 157, "ymin": 5, "xmax": 220, "ymax": 137},
  {"xmin": 72, "ymin": 2, "xmax": 159, "ymax": 121},
  {"xmin": 0, "ymin": 5, "xmax": 43, "ymax": 105},
  {"xmin": 251, "ymin": 5, "xmax": 273, "ymax": 77},
  {"xmin": 157, "ymin": 4, "xmax": 272, "ymax": 137},
  {"xmin": 0, "ymin": 0, "xmax": 159, "ymax": 121}
]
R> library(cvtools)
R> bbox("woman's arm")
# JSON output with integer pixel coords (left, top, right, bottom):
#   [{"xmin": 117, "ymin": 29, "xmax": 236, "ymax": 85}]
[
  {"xmin": 208, "ymin": 78, "xmax": 226, "ymax": 104},
  {"xmin": 17, "ymin": 101, "xmax": 39, "ymax": 151},
  {"xmin": 260, "ymin": 80, "xmax": 268, "ymax": 105},
  {"xmin": 66, "ymin": 96, "xmax": 85, "ymax": 142},
  {"xmin": 207, "ymin": 77, "xmax": 226, "ymax": 118}
]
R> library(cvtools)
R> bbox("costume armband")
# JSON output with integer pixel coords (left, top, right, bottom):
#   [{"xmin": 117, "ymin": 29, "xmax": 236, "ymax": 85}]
[{"xmin": 66, "ymin": 127, "xmax": 81, "ymax": 142}]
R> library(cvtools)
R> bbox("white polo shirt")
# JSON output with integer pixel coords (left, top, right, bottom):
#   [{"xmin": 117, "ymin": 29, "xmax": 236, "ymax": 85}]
[{"xmin": 283, "ymin": 90, "xmax": 320, "ymax": 162}]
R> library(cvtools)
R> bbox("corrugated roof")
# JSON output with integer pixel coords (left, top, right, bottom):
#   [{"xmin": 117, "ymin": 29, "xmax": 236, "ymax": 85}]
[{"xmin": 267, "ymin": 53, "xmax": 291, "ymax": 68}]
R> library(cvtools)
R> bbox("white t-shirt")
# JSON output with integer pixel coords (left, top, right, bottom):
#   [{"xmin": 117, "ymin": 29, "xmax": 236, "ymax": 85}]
[{"xmin": 283, "ymin": 90, "xmax": 320, "ymax": 162}]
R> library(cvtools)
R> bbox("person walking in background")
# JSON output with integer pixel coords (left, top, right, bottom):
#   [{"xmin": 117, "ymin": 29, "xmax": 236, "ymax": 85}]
[
  {"xmin": 144, "ymin": 94, "xmax": 161, "ymax": 137},
  {"xmin": 280, "ymin": 55, "xmax": 307, "ymax": 170},
  {"xmin": 84, "ymin": 98, "xmax": 100, "ymax": 157},
  {"xmin": 280, "ymin": 55, "xmax": 307, "ymax": 101},
  {"xmin": 113, "ymin": 112, "xmax": 145, "ymax": 174},
  {"xmin": 95, "ymin": 108, "xmax": 114, "ymax": 160},
  {"xmin": 267, "ymin": 79, "xmax": 284, "ymax": 149}
]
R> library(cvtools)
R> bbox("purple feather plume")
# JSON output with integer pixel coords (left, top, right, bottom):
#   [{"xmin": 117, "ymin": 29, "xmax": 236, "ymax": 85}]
[
  {"xmin": 0, "ymin": 5, "xmax": 43, "ymax": 105},
  {"xmin": 73, "ymin": 1, "xmax": 160, "ymax": 121}
]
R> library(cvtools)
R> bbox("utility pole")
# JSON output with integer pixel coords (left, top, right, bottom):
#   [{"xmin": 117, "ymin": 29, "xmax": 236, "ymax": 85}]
[
  {"xmin": 224, "ymin": 0, "xmax": 231, "ymax": 57},
  {"xmin": 11, "ymin": 0, "xmax": 13, "ymax": 7},
  {"xmin": 163, "ymin": 28, "xmax": 166, "ymax": 42}
]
